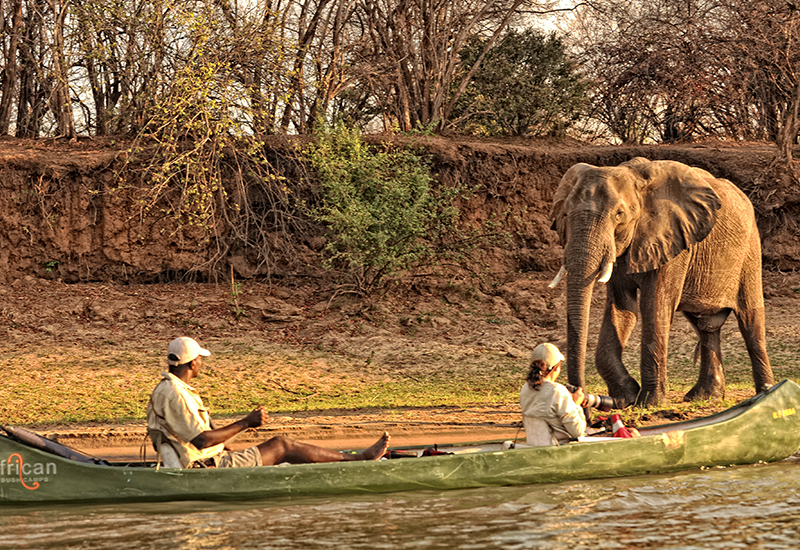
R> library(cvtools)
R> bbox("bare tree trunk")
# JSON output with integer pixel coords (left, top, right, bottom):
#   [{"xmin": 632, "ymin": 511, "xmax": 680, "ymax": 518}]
[
  {"xmin": 0, "ymin": 0, "xmax": 23, "ymax": 134},
  {"xmin": 279, "ymin": 0, "xmax": 331, "ymax": 133},
  {"xmin": 85, "ymin": 56, "xmax": 107, "ymax": 136},
  {"xmin": 776, "ymin": 79, "xmax": 800, "ymax": 163},
  {"xmin": 50, "ymin": 0, "xmax": 75, "ymax": 138},
  {"xmin": 313, "ymin": 0, "xmax": 359, "ymax": 132},
  {"xmin": 16, "ymin": 0, "xmax": 46, "ymax": 138}
]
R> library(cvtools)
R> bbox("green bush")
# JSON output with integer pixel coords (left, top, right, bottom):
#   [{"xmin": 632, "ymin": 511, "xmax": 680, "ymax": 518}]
[
  {"xmin": 452, "ymin": 29, "xmax": 588, "ymax": 137},
  {"xmin": 306, "ymin": 122, "xmax": 459, "ymax": 294}
]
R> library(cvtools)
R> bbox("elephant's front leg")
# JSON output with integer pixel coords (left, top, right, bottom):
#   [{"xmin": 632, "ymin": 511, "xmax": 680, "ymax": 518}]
[
  {"xmin": 595, "ymin": 280, "xmax": 640, "ymax": 406},
  {"xmin": 637, "ymin": 273, "xmax": 681, "ymax": 406}
]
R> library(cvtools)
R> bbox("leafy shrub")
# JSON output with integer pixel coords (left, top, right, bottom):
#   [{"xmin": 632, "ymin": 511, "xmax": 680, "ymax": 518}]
[
  {"xmin": 452, "ymin": 29, "xmax": 589, "ymax": 137},
  {"xmin": 306, "ymin": 122, "xmax": 459, "ymax": 293}
]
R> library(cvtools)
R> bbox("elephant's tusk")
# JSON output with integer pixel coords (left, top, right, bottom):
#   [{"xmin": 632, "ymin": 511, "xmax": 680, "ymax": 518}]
[
  {"xmin": 597, "ymin": 262, "xmax": 613, "ymax": 284},
  {"xmin": 548, "ymin": 266, "xmax": 567, "ymax": 289}
]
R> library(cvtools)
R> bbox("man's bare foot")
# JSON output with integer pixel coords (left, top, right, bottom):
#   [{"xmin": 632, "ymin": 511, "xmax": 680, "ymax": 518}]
[{"xmin": 353, "ymin": 432, "xmax": 390, "ymax": 460}]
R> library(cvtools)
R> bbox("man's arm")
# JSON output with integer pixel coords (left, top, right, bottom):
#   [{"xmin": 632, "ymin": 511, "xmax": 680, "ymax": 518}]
[{"xmin": 190, "ymin": 407, "xmax": 267, "ymax": 450}]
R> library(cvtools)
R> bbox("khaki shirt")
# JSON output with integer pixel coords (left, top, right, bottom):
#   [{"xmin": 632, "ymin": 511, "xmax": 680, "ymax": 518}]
[
  {"xmin": 146, "ymin": 372, "xmax": 224, "ymax": 468},
  {"xmin": 520, "ymin": 379, "xmax": 586, "ymax": 445}
]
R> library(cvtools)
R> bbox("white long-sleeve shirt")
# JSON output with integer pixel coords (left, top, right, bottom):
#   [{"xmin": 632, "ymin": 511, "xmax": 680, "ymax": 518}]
[{"xmin": 520, "ymin": 379, "xmax": 587, "ymax": 445}]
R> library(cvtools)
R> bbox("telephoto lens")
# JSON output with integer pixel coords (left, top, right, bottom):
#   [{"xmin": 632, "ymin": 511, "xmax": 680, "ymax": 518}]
[
  {"xmin": 564, "ymin": 384, "xmax": 619, "ymax": 412},
  {"xmin": 582, "ymin": 393, "xmax": 616, "ymax": 412}
]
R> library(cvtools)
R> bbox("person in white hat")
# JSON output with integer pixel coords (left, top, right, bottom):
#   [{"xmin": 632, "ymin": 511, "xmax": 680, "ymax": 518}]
[
  {"xmin": 519, "ymin": 343, "xmax": 587, "ymax": 446},
  {"xmin": 147, "ymin": 337, "xmax": 390, "ymax": 468}
]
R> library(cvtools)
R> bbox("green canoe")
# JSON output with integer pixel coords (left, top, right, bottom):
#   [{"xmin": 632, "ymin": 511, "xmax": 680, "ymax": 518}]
[{"xmin": 3, "ymin": 379, "xmax": 800, "ymax": 505}]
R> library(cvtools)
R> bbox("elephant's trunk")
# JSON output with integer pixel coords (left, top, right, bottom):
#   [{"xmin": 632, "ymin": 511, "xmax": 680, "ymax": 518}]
[
  {"xmin": 564, "ymin": 213, "xmax": 614, "ymax": 388},
  {"xmin": 566, "ymin": 275, "xmax": 595, "ymax": 388}
]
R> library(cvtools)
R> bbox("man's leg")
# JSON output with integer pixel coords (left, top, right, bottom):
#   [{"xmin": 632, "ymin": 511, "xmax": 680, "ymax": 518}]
[{"xmin": 256, "ymin": 432, "xmax": 390, "ymax": 465}]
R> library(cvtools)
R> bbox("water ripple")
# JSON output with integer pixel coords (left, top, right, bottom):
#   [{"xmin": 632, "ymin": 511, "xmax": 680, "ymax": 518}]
[{"xmin": 3, "ymin": 461, "xmax": 800, "ymax": 549}]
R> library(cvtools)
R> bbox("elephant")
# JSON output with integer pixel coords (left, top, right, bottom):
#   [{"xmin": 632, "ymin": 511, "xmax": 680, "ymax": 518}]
[{"xmin": 548, "ymin": 157, "xmax": 774, "ymax": 406}]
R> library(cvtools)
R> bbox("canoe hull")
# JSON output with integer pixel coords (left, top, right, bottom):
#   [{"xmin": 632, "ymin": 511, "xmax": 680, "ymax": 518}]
[{"xmin": 3, "ymin": 379, "xmax": 800, "ymax": 504}]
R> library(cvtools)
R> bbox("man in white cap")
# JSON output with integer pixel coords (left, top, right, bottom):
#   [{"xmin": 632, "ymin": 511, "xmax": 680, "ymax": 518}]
[
  {"xmin": 147, "ymin": 337, "xmax": 390, "ymax": 468},
  {"xmin": 519, "ymin": 342, "xmax": 587, "ymax": 446}
]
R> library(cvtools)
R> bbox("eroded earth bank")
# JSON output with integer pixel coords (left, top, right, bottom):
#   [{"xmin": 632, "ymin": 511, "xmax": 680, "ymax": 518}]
[{"xmin": 2, "ymin": 136, "xmax": 800, "ymax": 456}]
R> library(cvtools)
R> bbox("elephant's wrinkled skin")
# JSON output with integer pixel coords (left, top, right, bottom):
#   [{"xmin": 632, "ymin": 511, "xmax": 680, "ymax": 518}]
[{"xmin": 549, "ymin": 158, "xmax": 774, "ymax": 406}]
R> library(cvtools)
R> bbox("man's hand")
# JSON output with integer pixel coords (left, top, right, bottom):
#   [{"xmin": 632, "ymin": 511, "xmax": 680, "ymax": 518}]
[
  {"xmin": 192, "ymin": 407, "xmax": 268, "ymax": 450},
  {"xmin": 243, "ymin": 406, "xmax": 269, "ymax": 428}
]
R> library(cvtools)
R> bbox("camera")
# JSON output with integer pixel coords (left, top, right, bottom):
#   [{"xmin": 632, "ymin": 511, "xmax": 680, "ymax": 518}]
[{"xmin": 564, "ymin": 384, "xmax": 619, "ymax": 412}]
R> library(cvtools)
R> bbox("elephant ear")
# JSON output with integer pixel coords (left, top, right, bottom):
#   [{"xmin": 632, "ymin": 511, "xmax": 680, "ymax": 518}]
[
  {"xmin": 626, "ymin": 160, "xmax": 721, "ymax": 273},
  {"xmin": 550, "ymin": 163, "xmax": 593, "ymax": 246}
]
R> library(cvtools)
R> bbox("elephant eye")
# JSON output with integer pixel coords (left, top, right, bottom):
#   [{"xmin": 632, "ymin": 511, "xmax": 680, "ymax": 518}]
[{"xmin": 615, "ymin": 208, "xmax": 625, "ymax": 221}]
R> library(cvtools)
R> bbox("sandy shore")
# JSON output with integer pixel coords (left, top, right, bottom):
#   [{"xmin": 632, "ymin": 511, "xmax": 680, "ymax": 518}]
[{"xmin": 33, "ymin": 405, "xmax": 523, "ymax": 461}]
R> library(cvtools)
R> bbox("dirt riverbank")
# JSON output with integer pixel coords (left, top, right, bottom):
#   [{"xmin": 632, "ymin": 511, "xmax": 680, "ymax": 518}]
[
  {"xmin": 3, "ymin": 137, "xmax": 800, "ymax": 460},
  {"xmin": 9, "ymin": 267, "xmax": 800, "ymax": 461}
]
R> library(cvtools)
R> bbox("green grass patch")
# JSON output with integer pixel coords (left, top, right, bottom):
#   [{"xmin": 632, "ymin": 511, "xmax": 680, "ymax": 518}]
[
  {"xmin": 3, "ymin": 333, "xmax": 800, "ymax": 428},
  {"xmin": 0, "ymin": 342, "xmax": 527, "ymax": 425}
]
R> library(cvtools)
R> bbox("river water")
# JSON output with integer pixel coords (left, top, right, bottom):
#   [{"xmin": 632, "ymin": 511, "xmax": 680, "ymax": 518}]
[{"xmin": 2, "ymin": 458, "xmax": 800, "ymax": 550}]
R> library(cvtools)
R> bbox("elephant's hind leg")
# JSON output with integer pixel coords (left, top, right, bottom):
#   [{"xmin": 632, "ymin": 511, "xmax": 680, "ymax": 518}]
[
  {"xmin": 736, "ymin": 306, "xmax": 774, "ymax": 393},
  {"xmin": 683, "ymin": 309, "xmax": 730, "ymax": 401},
  {"xmin": 736, "ymin": 244, "xmax": 774, "ymax": 393}
]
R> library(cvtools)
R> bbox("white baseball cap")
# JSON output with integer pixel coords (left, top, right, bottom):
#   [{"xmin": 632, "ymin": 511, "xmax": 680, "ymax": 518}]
[
  {"xmin": 167, "ymin": 337, "xmax": 211, "ymax": 366},
  {"xmin": 530, "ymin": 343, "xmax": 565, "ymax": 368}
]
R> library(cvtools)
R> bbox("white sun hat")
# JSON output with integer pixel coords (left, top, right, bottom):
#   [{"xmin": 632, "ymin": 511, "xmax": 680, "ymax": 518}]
[
  {"xmin": 530, "ymin": 343, "xmax": 565, "ymax": 369},
  {"xmin": 167, "ymin": 337, "xmax": 211, "ymax": 366}
]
